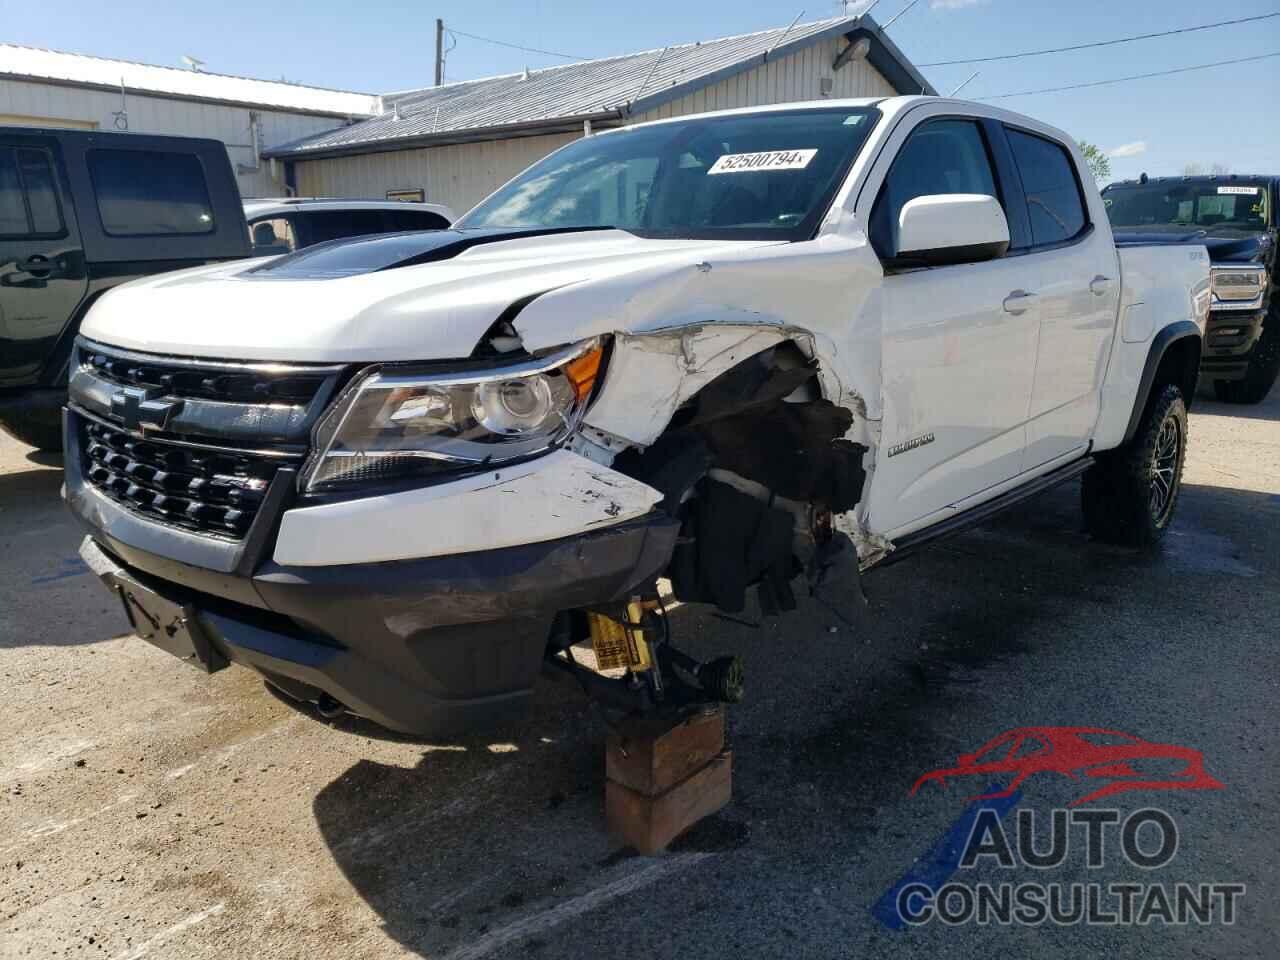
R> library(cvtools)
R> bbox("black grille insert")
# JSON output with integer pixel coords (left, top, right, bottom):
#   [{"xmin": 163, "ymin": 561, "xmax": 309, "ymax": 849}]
[
  {"xmin": 81, "ymin": 349, "xmax": 329, "ymax": 404},
  {"xmin": 80, "ymin": 420, "xmax": 285, "ymax": 539}
]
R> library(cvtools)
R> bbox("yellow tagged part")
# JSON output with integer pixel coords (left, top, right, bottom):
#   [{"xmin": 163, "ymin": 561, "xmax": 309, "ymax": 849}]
[{"xmin": 587, "ymin": 602, "xmax": 652, "ymax": 672}]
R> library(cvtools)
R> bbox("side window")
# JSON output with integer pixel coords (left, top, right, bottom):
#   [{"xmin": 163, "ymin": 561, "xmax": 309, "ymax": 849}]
[
  {"xmin": 249, "ymin": 216, "xmax": 297, "ymax": 253},
  {"xmin": 0, "ymin": 147, "xmax": 65, "ymax": 236},
  {"xmin": 303, "ymin": 209, "xmax": 391, "ymax": 244},
  {"xmin": 870, "ymin": 118, "xmax": 999, "ymax": 259},
  {"xmin": 1004, "ymin": 129, "xmax": 1088, "ymax": 247},
  {"xmin": 88, "ymin": 149, "xmax": 215, "ymax": 236},
  {"xmin": 384, "ymin": 208, "xmax": 450, "ymax": 232}
]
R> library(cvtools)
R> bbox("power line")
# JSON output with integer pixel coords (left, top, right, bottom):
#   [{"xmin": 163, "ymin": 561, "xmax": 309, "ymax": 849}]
[
  {"xmin": 920, "ymin": 12, "xmax": 1280, "ymax": 67},
  {"xmin": 446, "ymin": 27, "xmax": 589, "ymax": 62},
  {"xmin": 979, "ymin": 51, "xmax": 1280, "ymax": 100}
]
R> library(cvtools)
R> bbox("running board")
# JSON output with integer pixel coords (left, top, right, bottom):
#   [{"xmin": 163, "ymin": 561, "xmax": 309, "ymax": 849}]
[{"xmin": 878, "ymin": 456, "xmax": 1094, "ymax": 568}]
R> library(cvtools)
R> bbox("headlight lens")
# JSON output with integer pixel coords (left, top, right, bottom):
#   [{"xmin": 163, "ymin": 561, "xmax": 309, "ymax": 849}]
[
  {"xmin": 1211, "ymin": 266, "xmax": 1266, "ymax": 303},
  {"xmin": 303, "ymin": 339, "xmax": 603, "ymax": 493}
]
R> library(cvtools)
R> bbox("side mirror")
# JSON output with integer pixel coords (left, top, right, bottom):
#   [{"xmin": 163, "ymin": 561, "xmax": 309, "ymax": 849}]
[{"xmin": 895, "ymin": 194, "xmax": 1010, "ymax": 267}]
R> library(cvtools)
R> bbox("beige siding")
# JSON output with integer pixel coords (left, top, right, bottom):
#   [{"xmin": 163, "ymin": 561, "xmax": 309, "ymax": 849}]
[
  {"xmin": 295, "ymin": 131, "xmax": 581, "ymax": 215},
  {"xmin": 634, "ymin": 39, "xmax": 895, "ymax": 122},
  {"xmin": 0, "ymin": 78, "xmax": 353, "ymax": 197},
  {"xmin": 292, "ymin": 44, "xmax": 896, "ymax": 213}
]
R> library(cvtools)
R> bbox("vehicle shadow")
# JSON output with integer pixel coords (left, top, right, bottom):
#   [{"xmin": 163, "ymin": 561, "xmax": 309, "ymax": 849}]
[{"xmin": 307, "ymin": 475, "xmax": 1278, "ymax": 956}]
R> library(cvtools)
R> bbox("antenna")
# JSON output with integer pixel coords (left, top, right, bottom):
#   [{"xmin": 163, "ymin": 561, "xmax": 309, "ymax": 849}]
[
  {"xmin": 880, "ymin": 0, "xmax": 920, "ymax": 31},
  {"xmin": 948, "ymin": 71, "xmax": 980, "ymax": 96},
  {"xmin": 180, "ymin": 54, "xmax": 205, "ymax": 72}
]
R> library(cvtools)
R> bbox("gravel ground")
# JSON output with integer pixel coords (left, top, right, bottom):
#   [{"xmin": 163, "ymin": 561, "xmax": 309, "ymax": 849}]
[{"xmin": 2, "ymin": 385, "xmax": 1277, "ymax": 959}]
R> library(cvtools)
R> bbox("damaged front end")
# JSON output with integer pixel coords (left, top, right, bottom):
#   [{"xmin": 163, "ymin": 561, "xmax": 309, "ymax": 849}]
[{"xmin": 544, "ymin": 338, "xmax": 869, "ymax": 716}]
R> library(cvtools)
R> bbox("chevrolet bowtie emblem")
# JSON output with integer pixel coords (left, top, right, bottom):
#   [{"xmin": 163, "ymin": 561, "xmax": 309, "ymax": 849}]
[{"xmin": 110, "ymin": 387, "xmax": 183, "ymax": 431}]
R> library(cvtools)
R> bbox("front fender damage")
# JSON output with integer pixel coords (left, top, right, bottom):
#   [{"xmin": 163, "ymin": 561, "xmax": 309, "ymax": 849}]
[{"xmin": 552, "ymin": 325, "xmax": 879, "ymax": 616}]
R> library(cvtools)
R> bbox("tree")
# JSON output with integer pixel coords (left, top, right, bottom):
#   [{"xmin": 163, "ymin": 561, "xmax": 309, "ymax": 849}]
[{"xmin": 1078, "ymin": 141, "xmax": 1111, "ymax": 183}]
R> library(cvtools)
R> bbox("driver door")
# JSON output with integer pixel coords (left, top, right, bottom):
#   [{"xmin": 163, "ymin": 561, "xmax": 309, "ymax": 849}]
[{"xmin": 861, "ymin": 114, "xmax": 1038, "ymax": 537}]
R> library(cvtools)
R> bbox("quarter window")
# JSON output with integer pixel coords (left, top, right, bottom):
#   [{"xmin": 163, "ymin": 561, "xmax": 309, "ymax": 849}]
[
  {"xmin": 870, "ymin": 118, "xmax": 999, "ymax": 259},
  {"xmin": 1005, "ymin": 129, "xmax": 1088, "ymax": 246},
  {"xmin": 0, "ymin": 148, "xmax": 65, "ymax": 236},
  {"xmin": 88, "ymin": 149, "xmax": 215, "ymax": 236}
]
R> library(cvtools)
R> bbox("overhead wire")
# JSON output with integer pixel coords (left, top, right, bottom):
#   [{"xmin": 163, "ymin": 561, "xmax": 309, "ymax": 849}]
[
  {"xmin": 978, "ymin": 51, "xmax": 1280, "ymax": 100},
  {"xmin": 919, "ymin": 11, "xmax": 1280, "ymax": 66}
]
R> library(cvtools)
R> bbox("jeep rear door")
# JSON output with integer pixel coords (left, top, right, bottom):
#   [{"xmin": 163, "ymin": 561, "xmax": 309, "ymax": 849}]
[{"xmin": 0, "ymin": 134, "xmax": 88, "ymax": 386}]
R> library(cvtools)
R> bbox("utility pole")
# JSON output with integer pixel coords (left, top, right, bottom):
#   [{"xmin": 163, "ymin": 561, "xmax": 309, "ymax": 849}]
[{"xmin": 434, "ymin": 19, "xmax": 444, "ymax": 86}]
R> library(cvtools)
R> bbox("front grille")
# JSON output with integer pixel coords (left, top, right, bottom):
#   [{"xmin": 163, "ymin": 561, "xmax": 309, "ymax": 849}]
[
  {"xmin": 81, "ymin": 421, "xmax": 284, "ymax": 538},
  {"xmin": 70, "ymin": 339, "xmax": 348, "ymax": 542},
  {"xmin": 81, "ymin": 349, "xmax": 329, "ymax": 405}
]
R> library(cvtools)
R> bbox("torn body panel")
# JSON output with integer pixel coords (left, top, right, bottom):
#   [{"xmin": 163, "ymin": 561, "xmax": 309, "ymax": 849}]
[{"xmin": 511, "ymin": 223, "xmax": 889, "ymax": 566}]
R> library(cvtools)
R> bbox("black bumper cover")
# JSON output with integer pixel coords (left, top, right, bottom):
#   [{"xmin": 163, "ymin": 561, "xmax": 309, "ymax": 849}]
[
  {"xmin": 74, "ymin": 487, "xmax": 678, "ymax": 738},
  {"xmin": 1199, "ymin": 308, "xmax": 1267, "ymax": 381}
]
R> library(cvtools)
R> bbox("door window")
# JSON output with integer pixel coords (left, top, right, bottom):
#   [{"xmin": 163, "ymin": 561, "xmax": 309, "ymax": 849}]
[
  {"xmin": 1004, "ymin": 129, "xmax": 1088, "ymax": 247},
  {"xmin": 88, "ymin": 149, "xmax": 215, "ymax": 236},
  {"xmin": 870, "ymin": 118, "xmax": 1000, "ymax": 259},
  {"xmin": 302, "ymin": 209, "xmax": 394, "ymax": 244},
  {"xmin": 0, "ymin": 147, "xmax": 65, "ymax": 236},
  {"xmin": 249, "ymin": 216, "xmax": 297, "ymax": 253},
  {"xmin": 383, "ymin": 208, "xmax": 451, "ymax": 232}
]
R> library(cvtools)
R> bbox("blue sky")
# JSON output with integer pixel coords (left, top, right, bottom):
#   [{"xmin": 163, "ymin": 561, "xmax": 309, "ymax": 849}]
[{"xmin": 10, "ymin": 0, "xmax": 1279, "ymax": 180}]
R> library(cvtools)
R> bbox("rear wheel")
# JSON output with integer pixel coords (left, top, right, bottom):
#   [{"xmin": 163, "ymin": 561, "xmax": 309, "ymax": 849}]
[
  {"xmin": 1082, "ymin": 383, "xmax": 1188, "ymax": 547},
  {"xmin": 1214, "ymin": 305, "xmax": 1280, "ymax": 404}
]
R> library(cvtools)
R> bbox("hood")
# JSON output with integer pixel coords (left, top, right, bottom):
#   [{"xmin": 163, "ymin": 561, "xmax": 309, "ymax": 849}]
[
  {"xmin": 1113, "ymin": 229, "xmax": 1270, "ymax": 264},
  {"xmin": 80, "ymin": 228, "xmax": 782, "ymax": 362}
]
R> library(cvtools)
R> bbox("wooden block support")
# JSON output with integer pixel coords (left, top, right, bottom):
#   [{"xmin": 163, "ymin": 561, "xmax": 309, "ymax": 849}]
[{"xmin": 605, "ymin": 705, "xmax": 731, "ymax": 855}]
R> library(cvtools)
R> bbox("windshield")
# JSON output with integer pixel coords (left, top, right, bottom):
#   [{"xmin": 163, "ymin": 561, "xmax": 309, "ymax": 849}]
[
  {"xmin": 457, "ymin": 108, "xmax": 880, "ymax": 241},
  {"xmin": 1103, "ymin": 181, "xmax": 1271, "ymax": 237}
]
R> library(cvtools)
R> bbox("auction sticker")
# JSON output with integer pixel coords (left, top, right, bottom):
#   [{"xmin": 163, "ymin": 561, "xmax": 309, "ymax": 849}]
[
  {"xmin": 1217, "ymin": 186, "xmax": 1260, "ymax": 195},
  {"xmin": 708, "ymin": 149, "xmax": 817, "ymax": 174}
]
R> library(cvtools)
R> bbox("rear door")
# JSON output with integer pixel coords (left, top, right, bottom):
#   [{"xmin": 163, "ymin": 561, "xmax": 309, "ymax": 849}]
[
  {"xmin": 1000, "ymin": 125, "xmax": 1119, "ymax": 469},
  {"xmin": 0, "ymin": 134, "xmax": 88, "ymax": 385}
]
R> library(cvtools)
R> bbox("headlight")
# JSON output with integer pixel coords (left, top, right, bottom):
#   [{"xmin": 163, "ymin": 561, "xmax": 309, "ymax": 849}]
[
  {"xmin": 302, "ymin": 339, "xmax": 603, "ymax": 493},
  {"xmin": 1211, "ymin": 266, "xmax": 1266, "ymax": 304}
]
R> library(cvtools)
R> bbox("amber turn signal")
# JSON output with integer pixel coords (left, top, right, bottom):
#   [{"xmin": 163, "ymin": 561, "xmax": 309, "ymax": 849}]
[{"xmin": 563, "ymin": 344, "xmax": 604, "ymax": 402}]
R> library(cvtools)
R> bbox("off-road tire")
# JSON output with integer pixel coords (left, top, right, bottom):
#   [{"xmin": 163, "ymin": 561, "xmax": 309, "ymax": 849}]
[
  {"xmin": 0, "ymin": 407, "xmax": 63, "ymax": 452},
  {"xmin": 1213, "ymin": 303, "xmax": 1280, "ymax": 404},
  {"xmin": 1082, "ymin": 383, "xmax": 1187, "ymax": 548}
]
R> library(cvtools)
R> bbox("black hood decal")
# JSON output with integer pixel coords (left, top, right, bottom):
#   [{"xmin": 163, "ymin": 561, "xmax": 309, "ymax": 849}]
[{"xmin": 246, "ymin": 226, "xmax": 615, "ymax": 280}]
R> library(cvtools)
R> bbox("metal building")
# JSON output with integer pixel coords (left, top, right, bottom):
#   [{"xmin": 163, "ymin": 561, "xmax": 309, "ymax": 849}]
[
  {"xmin": 0, "ymin": 44, "xmax": 378, "ymax": 197},
  {"xmin": 266, "ymin": 14, "xmax": 933, "ymax": 214}
]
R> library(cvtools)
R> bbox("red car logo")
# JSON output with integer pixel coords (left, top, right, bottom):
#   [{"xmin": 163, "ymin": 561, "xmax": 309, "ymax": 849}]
[{"xmin": 911, "ymin": 727, "xmax": 1224, "ymax": 806}]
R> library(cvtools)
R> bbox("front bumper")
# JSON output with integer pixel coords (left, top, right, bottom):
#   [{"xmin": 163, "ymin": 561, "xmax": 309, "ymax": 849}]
[
  {"xmin": 64, "ymin": 406, "xmax": 679, "ymax": 736},
  {"xmin": 1199, "ymin": 307, "xmax": 1267, "ymax": 381},
  {"xmin": 77, "ymin": 512, "xmax": 678, "ymax": 736}
]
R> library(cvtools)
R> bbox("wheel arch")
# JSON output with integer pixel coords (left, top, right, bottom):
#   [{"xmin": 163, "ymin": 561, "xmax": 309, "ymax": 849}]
[{"xmin": 1121, "ymin": 321, "xmax": 1201, "ymax": 447}]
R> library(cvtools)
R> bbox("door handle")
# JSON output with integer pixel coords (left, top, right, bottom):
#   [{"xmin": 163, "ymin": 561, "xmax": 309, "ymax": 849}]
[
  {"xmin": 16, "ymin": 255, "xmax": 66, "ymax": 279},
  {"xmin": 1002, "ymin": 290, "xmax": 1037, "ymax": 315},
  {"xmin": 1089, "ymin": 275, "xmax": 1113, "ymax": 296}
]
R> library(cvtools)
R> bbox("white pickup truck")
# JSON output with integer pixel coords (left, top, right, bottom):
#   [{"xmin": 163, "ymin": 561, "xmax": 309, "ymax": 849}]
[{"xmin": 65, "ymin": 97, "xmax": 1210, "ymax": 735}]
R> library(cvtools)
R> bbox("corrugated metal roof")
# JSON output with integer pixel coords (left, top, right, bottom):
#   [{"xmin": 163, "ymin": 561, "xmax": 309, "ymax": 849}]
[
  {"xmin": 0, "ymin": 43, "xmax": 380, "ymax": 117},
  {"xmin": 266, "ymin": 14, "xmax": 931, "ymax": 159}
]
